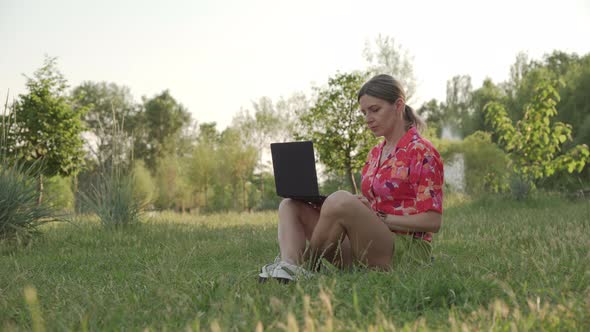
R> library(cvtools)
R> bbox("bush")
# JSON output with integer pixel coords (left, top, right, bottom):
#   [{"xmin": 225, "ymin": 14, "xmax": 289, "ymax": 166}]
[
  {"xmin": 0, "ymin": 159, "xmax": 55, "ymax": 242},
  {"xmin": 45, "ymin": 176, "xmax": 74, "ymax": 212},
  {"xmin": 82, "ymin": 172, "xmax": 145, "ymax": 227},
  {"xmin": 131, "ymin": 160, "xmax": 155, "ymax": 205},
  {"xmin": 446, "ymin": 131, "xmax": 511, "ymax": 195}
]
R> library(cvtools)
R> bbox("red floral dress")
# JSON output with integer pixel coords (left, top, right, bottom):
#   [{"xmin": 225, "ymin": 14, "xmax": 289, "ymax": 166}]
[{"xmin": 360, "ymin": 127, "xmax": 444, "ymax": 242}]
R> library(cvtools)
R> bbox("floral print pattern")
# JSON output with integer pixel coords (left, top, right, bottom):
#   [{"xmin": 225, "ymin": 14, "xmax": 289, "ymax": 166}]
[{"xmin": 361, "ymin": 127, "xmax": 444, "ymax": 242}]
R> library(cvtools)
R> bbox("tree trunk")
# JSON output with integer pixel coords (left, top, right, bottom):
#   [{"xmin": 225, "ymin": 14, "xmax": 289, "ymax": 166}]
[
  {"xmin": 242, "ymin": 178, "xmax": 247, "ymax": 211},
  {"xmin": 37, "ymin": 174, "xmax": 44, "ymax": 205},
  {"xmin": 73, "ymin": 174, "xmax": 79, "ymax": 213},
  {"xmin": 260, "ymin": 174, "xmax": 264, "ymax": 202},
  {"xmin": 204, "ymin": 181, "xmax": 208, "ymax": 209},
  {"xmin": 345, "ymin": 163, "xmax": 358, "ymax": 195}
]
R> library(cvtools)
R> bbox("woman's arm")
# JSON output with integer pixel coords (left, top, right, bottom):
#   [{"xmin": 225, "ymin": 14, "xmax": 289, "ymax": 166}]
[{"xmin": 379, "ymin": 211, "xmax": 442, "ymax": 233}]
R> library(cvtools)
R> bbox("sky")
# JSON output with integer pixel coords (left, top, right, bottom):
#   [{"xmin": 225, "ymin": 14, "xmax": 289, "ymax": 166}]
[{"xmin": 1, "ymin": 0, "xmax": 589, "ymax": 130}]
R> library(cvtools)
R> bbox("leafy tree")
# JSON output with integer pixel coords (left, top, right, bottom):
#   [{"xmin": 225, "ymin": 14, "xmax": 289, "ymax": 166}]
[
  {"xmin": 276, "ymin": 92, "xmax": 310, "ymax": 139},
  {"xmin": 554, "ymin": 53, "xmax": 590, "ymax": 146},
  {"xmin": 363, "ymin": 34, "xmax": 416, "ymax": 101},
  {"xmin": 131, "ymin": 160, "xmax": 155, "ymax": 206},
  {"xmin": 218, "ymin": 127, "xmax": 259, "ymax": 210},
  {"xmin": 188, "ymin": 137, "xmax": 217, "ymax": 209},
  {"xmin": 484, "ymin": 79, "xmax": 589, "ymax": 188},
  {"xmin": 232, "ymin": 97, "xmax": 283, "ymax": 150},
  {"xmin": 71, "ymin": 81, "xmax": 138, "ymax": 167},
  {"xmin": 134, "ymin": 90, "xmax": 191, "ymax": 172},
  {"xmin": 444, "ymin": 75, "xmax": 473, "ymax": 137},
  {"xmin": 10, "ymin": 57, "xmax": 85, "ymax": 204},
  {"xmin": 297, "ymin": 71, "xmax": 376, "ymax": 193},
  {"xmin": 417, "ymin": 99, "xmax": 445, "ymax": 137},
  {"xmin": 463, "ymin": 78, "xmax": 506, "ymax": 137},
  {"xmin": 154, "ymin": 153, "xmax": 191, "ymax": 211}
]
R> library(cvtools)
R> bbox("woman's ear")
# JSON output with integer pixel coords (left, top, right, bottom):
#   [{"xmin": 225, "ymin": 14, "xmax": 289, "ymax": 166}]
[{"xmin": 395, "ymin": 99, "xmax": 405, "ymax": 113}]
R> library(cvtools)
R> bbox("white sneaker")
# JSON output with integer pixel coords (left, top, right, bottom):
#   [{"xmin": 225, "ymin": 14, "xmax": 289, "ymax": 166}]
[
  {"xmin": 259, "ymin": 260, "xmax": 313, "ymax": 283},
  {"xmin": 258, "ymin": 255, "xmax": 281, "ymax": 279}
]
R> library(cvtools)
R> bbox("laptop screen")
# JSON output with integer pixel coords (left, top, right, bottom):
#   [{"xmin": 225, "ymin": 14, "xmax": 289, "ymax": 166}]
[{"xmin": 270, "ymin": 141, "xmax": 321, "ymax": 198}]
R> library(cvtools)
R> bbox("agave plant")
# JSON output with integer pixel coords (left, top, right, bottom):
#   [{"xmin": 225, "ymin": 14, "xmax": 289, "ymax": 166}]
[
  {"xmin": 82, "ymin": 171, "xmax": 145, "ymax": 227},
  {"xmin": 0, "ymin": 159, "xmax": 55, "ymax": 242}
]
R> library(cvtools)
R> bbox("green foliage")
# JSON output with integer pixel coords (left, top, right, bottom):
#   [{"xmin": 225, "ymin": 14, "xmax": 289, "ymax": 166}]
[
  {"xmin": 484, "ymin": 79, "xmax": 590, "ymax": 187},
  {"xmin": 82, "ymin": 172, "xmax": 145, "ymax": 227},
  {"xmin": 417, "ymin": 99, "xmax": 445, "ymax": 138},
  {"xmin": 463, "ymin": 78, "xmax": 505, "ymax": 137},
  {"xmin": 218, "ymin": 127, "xmax": 259, "ymax": 210},
  {"xmin": 444, "ymin": 75, "xmax": 473, "ymax": 137},
  {"xmin": 446, "ymin": 132, "xmax": 511, "ymax": 195},
  {"xmin": 10, "ymin": 56, "xmax": 85, "ymax": 185},
  {"xmin": 363, "ymin": 34, "xmax": 416, "ymax": 100},
  {"xmin": 187, "ymin": 137, "xmax": 217, "ymax": 210},
  {"xmin": 0, "ymin": 159, "xmax": 55, "ymax": 242},
  {"xmin": 44, "ymin": 176, "xmax": 74, "ymax": 212},
  {"xmin": 71, "ymin": 81, "xmax": 137, "ymax": 167},
  {"xmin": 131, "ymin": 160, "xmax": 155, "ymax": 206},
  {"xmin": 154, "ymin": 154, "xmax": 191, "ymax": 211},
  {"xmin": 297, "ymin": 71, "xmax": 376, "ymax": 193},
  {"xmin": 134, "ymin": 90, "xmax": 191, "ymax": 172}
]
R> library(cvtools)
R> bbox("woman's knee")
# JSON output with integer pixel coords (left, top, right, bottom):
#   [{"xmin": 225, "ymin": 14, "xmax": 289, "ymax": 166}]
[
  {"xmin": 321, "ymin": 190, "xmax": 357, "ymax": 218},
  {"xmin": 278, "ymin": 198, "xmax": 309, "ymax": 218},
  {"xmin": 278, "ymin": 198, "xmax": 295, "ymax": 211}
]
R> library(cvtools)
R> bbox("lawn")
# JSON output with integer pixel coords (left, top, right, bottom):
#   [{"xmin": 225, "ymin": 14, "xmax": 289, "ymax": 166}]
[{"xmin": 1, "ymin": 194, "xmax": 589, "ymax": 331}]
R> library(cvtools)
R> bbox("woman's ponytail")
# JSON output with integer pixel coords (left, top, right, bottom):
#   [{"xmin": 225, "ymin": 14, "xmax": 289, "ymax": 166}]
[{"xmin": 403, "ymin": 105, "xmax": 426, "ymax": 132}]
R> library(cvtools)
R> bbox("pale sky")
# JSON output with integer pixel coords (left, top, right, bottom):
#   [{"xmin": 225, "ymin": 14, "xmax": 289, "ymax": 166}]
[{"xmin": 1, "ymin": 0, "xmax": 589, "ymax": 129}]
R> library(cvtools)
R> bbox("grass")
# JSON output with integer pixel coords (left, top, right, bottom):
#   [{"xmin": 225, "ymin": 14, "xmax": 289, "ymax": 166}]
[{"xmin": 0, "ymin": 194, "xmax": 589, "ymax": 331}]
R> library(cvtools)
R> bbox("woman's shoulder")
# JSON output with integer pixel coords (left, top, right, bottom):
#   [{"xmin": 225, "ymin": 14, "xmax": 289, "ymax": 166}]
[{"xmin": 408, "ymin": 134, "xmax": 441, "ymax": 159}]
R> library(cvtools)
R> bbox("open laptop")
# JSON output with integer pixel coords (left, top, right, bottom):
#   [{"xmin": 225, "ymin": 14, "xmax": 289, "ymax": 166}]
[{"xmin": 270, "ymin": 141, "xmax": 327, "ymax": 204}]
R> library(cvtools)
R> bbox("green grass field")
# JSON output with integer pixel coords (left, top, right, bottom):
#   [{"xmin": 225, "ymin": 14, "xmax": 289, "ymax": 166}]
[{"xmin": 1, "ymin": 194, "xmax": 589, "ymax": 331}]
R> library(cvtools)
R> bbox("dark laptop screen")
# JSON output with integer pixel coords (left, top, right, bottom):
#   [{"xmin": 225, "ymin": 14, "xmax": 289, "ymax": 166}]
[{"xmin": 270, "ymin": 141, "xmax": 320, "ymax": 198}]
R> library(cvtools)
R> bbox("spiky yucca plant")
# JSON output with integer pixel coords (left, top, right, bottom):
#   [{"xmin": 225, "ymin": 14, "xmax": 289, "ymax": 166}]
[
  {"xmin": 80, "ymin": 107, "xmax": 146, "ymax": 227},
  {"xmin": 0, "ymin": 158, "xmax": 55, "ymax": 242},
  {"xmin": 82, "ymin": 172, "xmax": 145, "ymax": 227}
]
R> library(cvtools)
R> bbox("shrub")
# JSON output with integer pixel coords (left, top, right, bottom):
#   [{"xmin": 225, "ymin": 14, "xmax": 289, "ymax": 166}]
[
  {"xmin": 131, "ymin": 160, "xmax": 155, "ymax": 205},
  {"xmin": 45, "ymin": 176, "xmax": 74, "ymax": 212},
  {"xmin": 82, "ymin": 172, "xmax": 145, "ymax": 227},
  {"xmin": 443, "ymin": 131, "xmax": 511, "ymax": 196},
  {"xmin": 0, "ymin": 159, "xmax": 55, "ymax": 242}
]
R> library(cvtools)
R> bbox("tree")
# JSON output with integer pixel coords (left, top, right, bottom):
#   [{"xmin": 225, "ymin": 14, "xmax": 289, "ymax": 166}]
[
  {"xmin": 71, "ymin": 81, "xmax": 138, "ymax": 168},
  {"xmin": 444, "ymin": 75, "xmax": 473, "ymax": 137},
  {"xmin": 464, "ymin": 78, "xmax": 506, "ymax": 137},
  {"xmin": 297, "ymin": 72, "xmax": 376, "ymax": 193},
  {"xmin": 417, "ymin": 99, "xmax": 445, "ymax": 137},
  {"xmin": 218, "ymin": 127, "xmax": 259, "ymax": 210},
  {"xmin": 232, "ymin": 96, "xmax": 286, "ymax": 151},
  {"xmin": 363, "ymin": 34, "xmax": 416, "ymax": 101},
  {"xmin": 10, "ymin": 57, "xmax": 85, "ymax": 204},
  {"xmin": 134, "ymin": 90, "xmax": 191, "ymax": 172},
  {"xmin": 187, "ymin": 123, "xmax": 220, "ymax": 209},
  {"xmin": 484, "ymin": 79, "xmax": 589, "ymax": 187}
]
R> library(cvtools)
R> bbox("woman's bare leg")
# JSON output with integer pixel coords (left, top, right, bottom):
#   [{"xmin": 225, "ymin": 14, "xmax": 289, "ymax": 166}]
[
  {"xmin": 278, "ymin": 198, "xmax": 352, "ymax": 266},
  {"xmin": 309, "ymin": 191, "xmax": 393, "ymax": 269}
]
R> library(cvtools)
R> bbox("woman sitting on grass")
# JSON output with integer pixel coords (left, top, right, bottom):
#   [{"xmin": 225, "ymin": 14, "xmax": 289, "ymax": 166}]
[{"xmin": 259, "ymin": 74, "xmax": 444, "ymax": 283}]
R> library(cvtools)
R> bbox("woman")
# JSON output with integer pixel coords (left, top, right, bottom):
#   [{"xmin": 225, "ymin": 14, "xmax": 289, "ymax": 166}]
[{"xmin": 259, "ymin": 74, "xmax": 444, "ymax": 283}]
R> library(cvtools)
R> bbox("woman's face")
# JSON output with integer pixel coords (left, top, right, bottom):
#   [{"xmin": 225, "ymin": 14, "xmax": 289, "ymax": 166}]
[{"xmin": 359, "ymin": 94, "xmax": 403, "ymax": 137}]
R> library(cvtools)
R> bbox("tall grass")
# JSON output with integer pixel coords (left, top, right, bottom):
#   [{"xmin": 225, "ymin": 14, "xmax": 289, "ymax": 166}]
[
  {"xmin": 80, "ymin": 106, "xmax": 146, "ymax": 227},
  {"xmin": 81, "ymin": 172, "xmax": 145, "ymax": 227}
]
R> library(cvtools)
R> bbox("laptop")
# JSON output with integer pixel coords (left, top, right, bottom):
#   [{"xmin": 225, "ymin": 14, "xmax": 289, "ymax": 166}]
[{"xmin": 270, "ymin": 141, "xmax": 327, "ymax": 204}]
